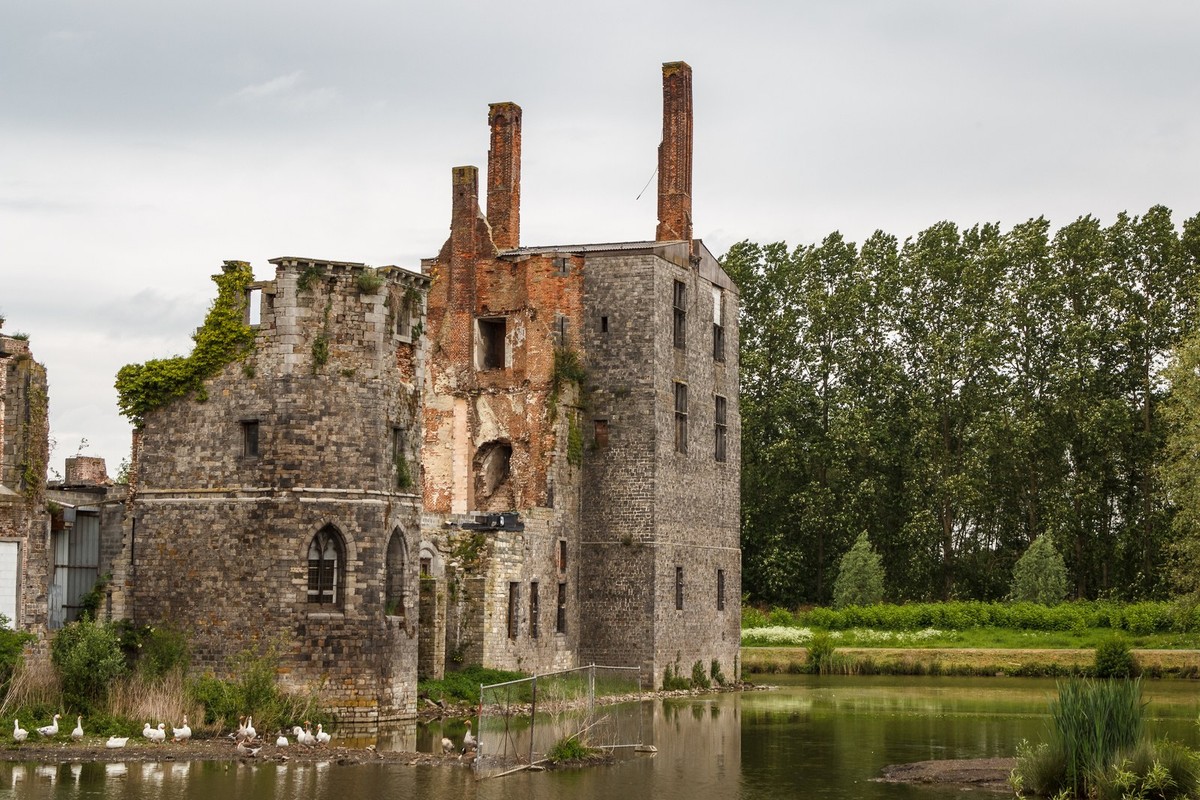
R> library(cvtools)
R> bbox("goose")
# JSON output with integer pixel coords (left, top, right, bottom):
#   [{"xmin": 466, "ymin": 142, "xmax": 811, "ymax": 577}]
[
  {"xmin": 236, "ymin": 740, "xmax": 261, "ymax": 758},
  {"xmin": 244, "ymin": 716, "xmax": 257, "ymax": 742},
  {"xmin": 71, "ymin": 716, "xmax": 84, "ymax": 741},
  {"xmin": 142, "ymin": 722, "xmax": 155, "ymax": 740},
  {"xmin": 231, "ymin": 716, "xmax": 248, "ymax": 741},
  {"xmin": 315, "ymin": 723, "xmax": 331, "ymax": 745},
  {"xmin": 36, "ymin": 714, "xmax": 61, "ymax": 737},
  {"xmin": 13, "ymin": 720, "xmax": 27, "ymax": 743},
  {"xmin": 292, "ymin": 725, "xmax": 315, "ymax": 747},
  {"xmin": 146, "ymin": 723, "xmax": 167, "ymax": 743},
  {"xmin": 462, "ymin": 720, "xmax": 477, "ymax": 752},
  {"xmin": 441, "ymin": 735, "xmax": 455, "ymax": 754},
  {"xmin": 275, "ymin": 731, "xmax": 289, "ymax": 747},
  {"xmin": 172, "ymin": 715, "xmax": 191, "ymax": 743},
  {"xmin": 105, "ymin": 736, "xmax": 129, "ymax": 749}
]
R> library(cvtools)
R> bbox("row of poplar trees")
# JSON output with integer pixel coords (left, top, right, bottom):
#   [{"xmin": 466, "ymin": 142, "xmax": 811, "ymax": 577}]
[{"xmin": 725, "ymin": 205, "xmax": 1200, "ymax": 606}]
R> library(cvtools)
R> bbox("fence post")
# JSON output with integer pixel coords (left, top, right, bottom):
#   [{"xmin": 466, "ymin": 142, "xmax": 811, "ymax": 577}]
[{"xmin": 529, "ymin": 674, "xmax": 537, "ymax": 766}]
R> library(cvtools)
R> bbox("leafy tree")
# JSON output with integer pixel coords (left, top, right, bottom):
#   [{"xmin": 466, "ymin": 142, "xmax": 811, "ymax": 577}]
[
  {"xmin": 50, "ymin": 619, "xmax": 128, "ymax": 713},
  {"xmin": 1009, "ymin": 535, "xmax": 1069, "ymax": 604},
  {"xmin": 832, "ymin": 532, "xmax": 885, "ymax": 608}
]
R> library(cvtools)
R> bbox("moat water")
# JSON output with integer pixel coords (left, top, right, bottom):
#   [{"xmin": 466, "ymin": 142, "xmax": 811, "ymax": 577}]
[{"xmin": 3, "ymin": 676, "xmax": 1198, "ymax": 799}]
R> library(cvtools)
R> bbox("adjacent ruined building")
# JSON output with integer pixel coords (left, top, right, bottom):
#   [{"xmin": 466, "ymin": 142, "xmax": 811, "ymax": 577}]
[{"xmin": 10, "ymin": 62, "xmax": 740, "ymax": 722}]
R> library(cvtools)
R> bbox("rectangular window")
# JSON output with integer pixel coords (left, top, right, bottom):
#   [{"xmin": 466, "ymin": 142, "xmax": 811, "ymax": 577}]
[
  {"xmin": 246, "ymin": 287, "xmax": 262, "ymax": 327},
  {"xmin": 558, "ymin": 539, "xmax": 567, "ymax": 572},
  {"xmin": 715, "ymin": 395, "xmax": 727, "ymax": 463},
  {"xmin": 478, "ymin": 318, "xmax": 507, "ymax": 370},
  {"xmin": 600, "ymin": 315, "xmax": 608, "ymax": 333},
  {"xmin": 557, "ymin": 582, "xmax": 567, "ymax": 633},
  {"xmin": 242, "ymin": 420, "xmax": 260, "ymax": 458},
  {"xmin": 717, "ymin": 569, "xmax": 726, "ymax": 611},
  {"xmin": 507, "ymin": 582, "xmax": 520, "ymax": 639},
  {"xmin": 396, "ymin": 296, "xmax": 412, "ymax": 338},
  {"xmin": 673, "ymin": 280, "xmax": 687, "ymax": 349},
  {"xmin": 675, "ymin": 566, "xmax": 684, "ymax": 610},
  {"xmin": 554, "ymin": 257, "xmax": 570, "ymax": 276},
  {"xmin": 554, "ymin": 314, "xmax": 569, "ymax": 348},
  {"xmin": 674, "ymin": 382, "xmax": 688, "ymax": 454},
  {"xmin": 530, "ymin": 581, "xmax": 539, "ymax": 638},
  {"xmin": 420, "ymin": 556, "xmax": 432, "ymax": 576},
  {"xmin": 712, "ymin": 286, "xmax": 725, "ymax": 362},
  {"xmin": 594, "ymin": 419, "xmax": 609, "ymax": 449},
  {"xmin": 393, "ymin": 426, "xmax": 412, "ymax": 488}
]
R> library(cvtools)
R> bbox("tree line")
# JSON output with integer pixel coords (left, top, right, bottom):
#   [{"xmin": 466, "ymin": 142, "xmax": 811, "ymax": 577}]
[{"xmin": 725, "ymin": 206, "xmax": 1200, "ymax": 606}]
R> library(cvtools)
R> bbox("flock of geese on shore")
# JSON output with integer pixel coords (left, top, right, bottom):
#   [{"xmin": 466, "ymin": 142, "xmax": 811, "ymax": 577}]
[{"xmin": 11, "ymin": 713, "xmax": 333, "ymax": 757}]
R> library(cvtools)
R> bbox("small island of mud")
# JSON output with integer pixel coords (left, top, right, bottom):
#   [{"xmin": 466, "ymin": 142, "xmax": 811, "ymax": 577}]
[{"xmin": 878, "ymin": 758, "xmax": 1016, "ymax": 791}]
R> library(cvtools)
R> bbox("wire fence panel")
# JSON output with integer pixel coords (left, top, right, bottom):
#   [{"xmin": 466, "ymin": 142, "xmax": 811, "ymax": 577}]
[{"xmin": 474, "ymin": 664, "xmax": 643, "ymax": 779}]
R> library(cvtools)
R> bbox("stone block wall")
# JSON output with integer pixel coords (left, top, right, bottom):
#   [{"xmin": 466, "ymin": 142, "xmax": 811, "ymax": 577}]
[{"xmin": 124, "ymin": 259, "xmax": 428, "ymax": 720}]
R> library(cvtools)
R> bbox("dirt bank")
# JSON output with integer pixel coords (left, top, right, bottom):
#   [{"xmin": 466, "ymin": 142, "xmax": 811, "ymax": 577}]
[{"xmin": 877, "ymin": 757, "xmax": 1016, "ymax": 790}]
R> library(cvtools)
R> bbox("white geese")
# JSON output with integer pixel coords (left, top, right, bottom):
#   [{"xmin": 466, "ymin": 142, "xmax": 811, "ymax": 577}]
[
  {"xmin": 172, "ymin": 715, "xmax": 191, "ymax": 743},
  {"xmin": 105, "ymin": 736, "xmax": 129, "ymax": 749},
  {"xmin": 441, "ymin": 735, "xmax": 455, "ymax": 754},
  {"xmin": 143, "ymin": 722, "xmax": 167, "ymax": 743},
  {"xmin": 275, "ymin": 731, "xmax": 289, "ymax": 747},
  {"xmin": 13, "ymin": 720, "xmax": 28, "ymax": 743},
  {"xmin": 36, "ymin": 714, "xmax": 61, "ymax": 737},
  {"xmin": 315, "ymin": 723, "xmax": 331, "ymax": 745},
  {"xmin": 71, "ymin": 716, "xmax": 84, "ymax": 741},
  {"xmin": 462, "ymin": 720, "xmax": 477, "ymax": 752},
  {"xmin": 236, "ymin": 739, "xmax": 261, "ymax": 758},
  {"xmin": 243, "ymin": 716, "xmax": 257, "ymax": 742}
]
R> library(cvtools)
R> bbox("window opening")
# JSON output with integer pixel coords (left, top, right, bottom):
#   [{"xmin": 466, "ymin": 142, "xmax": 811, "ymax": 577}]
[
  {"xmin": 554, "ymin": 314, "xmax": 569, "ymax": 348},
  {"xmin": 386, "ymin": 530, "xmax": 406, "ymax": 618},
  {"xmin": 717, "ymin": 568, "xmax": 726, "ymax": 611},
  {"xmin": 600, "ymin": 315, "xmax": 608, "ymax": 333},
  {"xmin": 556, "ymin": 582, "xmax": 567, "ymax": 633},
  {"xmin": 554, "ymin": 257, "xmax": 570, "ymax": 276},
  {"xmin": 558, "ymin": 539, "xmax": 567, "ymax": 572},
  {"xmin": 242, "ymin": 420, "xmax": 260, "ymax": 458},
  {"xmin": 674, "ymin": 382, "xmax": 688, "ymax": 454},
  {"xmin": 712, "ymin": 286, "xmax": 725, "ymax": 362},
  {"xmin": 530, "ymin": 582, "xmax": 540, "ymax": 638},
  {"xmin": 246, "ymin": 287, "xmax": 262, "ymax": 327},
  {"xmin": 307, "ymin": 526, "xmax": 344, "ymax": 606},
  {"xmin": 715, "ymin": 395, "xmax": 728, "ymax": 463},
  {"xmin": 673, "ymin": 280, "xmax": 687, "ymax": 349},
  {"xmin": 49, "ymin": 512, "xmax": 99, "ymax": 628},
  {"xmin": 507, "ymin": 582, "xmax": 520, "ymax": 639},
  {"xmin": 478, "ymin": 318, "xmax": 507, "ymax": 370},
  {"xmin": 420, "ymin": 556, "xmax": 432, "ymax": 577},
  {"xmin": 675, "ymin": 566, "xmax": 684, "ymax": 610},
  {"xmin": 396, "ymin": 296, "xmax": 412, "ymax": 338},
  {"xmin": 594, "ymin": 419, "xmax": 609, "ymax": 449}
]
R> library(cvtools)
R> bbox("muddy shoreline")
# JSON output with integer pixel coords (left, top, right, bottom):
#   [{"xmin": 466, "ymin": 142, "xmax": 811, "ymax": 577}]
[{"xmin": 877, "ymin": 757, "xmax": 1016, "ymax": 790}]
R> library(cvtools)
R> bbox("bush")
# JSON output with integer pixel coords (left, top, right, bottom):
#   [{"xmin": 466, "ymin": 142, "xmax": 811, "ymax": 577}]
[
  {"xmin": 191, "ymin": 643, "xmax": 327, "ymax": 734},
  {"xmin": 710, "ymin": 659, "xmax": 727, "ymax": 686},
  {"xmin": 547, "ymin": 735, "xmax": 596, "ymax": 762},
  {"xmin": 1010, "ymin": 535, "xmax": 1069, "ymax": 604},
  {"xmin": 807, "ymin": 632, "xmax": 836, "ymax": 674},
  {"xmin": 50, "ymin": 619, "xmax": 128, "ymax": 713},
  {"xmin": 661, "ymin": 659, "xmax": 691, "ymax": 690},
  {"xmin": 1095, "ymin": 636, "xmax": 1139, "ymax": 679},
  {"xmin": 832, "ymin": 533, "xmax": 885, "ymax": 609},
  {"xmin": 0, "ymin": 615, "xmax": 35, "ymax": 693},
  {"xmin": 1091, "ymin": 739, "xmax": 1200, "ymax": 800},
  {"xmin": 690, "ymin": 661, "xmax": 711, "ymax": 689},
  {"xmin": 419, "ymin": 664, "xmax": 526, "ymax": 704}
]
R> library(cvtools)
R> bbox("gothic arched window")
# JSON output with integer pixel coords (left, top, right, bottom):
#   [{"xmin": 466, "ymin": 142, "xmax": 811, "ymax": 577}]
[{"xmin": 307, "ymin": 525, "xmax": 344, "ymax": 606}]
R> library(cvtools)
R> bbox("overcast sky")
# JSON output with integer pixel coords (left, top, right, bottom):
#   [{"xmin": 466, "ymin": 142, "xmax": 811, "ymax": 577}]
[{"xmin": 3, "ymin": 0, "xmax": 1198, "ymax": 473}]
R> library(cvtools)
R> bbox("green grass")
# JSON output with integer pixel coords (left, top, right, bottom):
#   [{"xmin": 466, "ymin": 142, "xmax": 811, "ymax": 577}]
[
  {"xmin": 419, "ymin": 665, "xmax": 525, "ymax": 705},
  {"xmin": 741, "ymin": 625, "xmax": 1200, "ymax": 650}
]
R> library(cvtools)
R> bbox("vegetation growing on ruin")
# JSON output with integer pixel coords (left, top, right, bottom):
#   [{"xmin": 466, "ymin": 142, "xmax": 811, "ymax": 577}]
[
  {"xmin": 19, "ymin": 381, "xmax": 48, "ymax": 500},
  {"xmin": 356, "ymin": 267, "xmax": 384, "ymax": 294},
  {"xmin": 296, "ymin": 262, "xmax": 324, "ymax": 291},
  {"xmin": 567, "ymin": 413, "xmax": 583, "ymax": 467},
  {"xmin": 418, "ymin": 664, "xmax": 525, "ymax": 704},
  {"xmin": 115, "ymin": 261, "xmax": 256, "ymax": 425}
]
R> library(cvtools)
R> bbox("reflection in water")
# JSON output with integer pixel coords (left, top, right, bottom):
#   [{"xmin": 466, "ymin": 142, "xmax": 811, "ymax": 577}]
[{"xmin": 2, "ymin": 677, "xmax": 1198, "ymax": 799}]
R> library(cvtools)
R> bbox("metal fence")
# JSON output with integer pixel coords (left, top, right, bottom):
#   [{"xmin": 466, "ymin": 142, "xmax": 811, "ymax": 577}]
[{"xmin": 474, "ymin": 664, "xmax": 644, "ymax": 779}]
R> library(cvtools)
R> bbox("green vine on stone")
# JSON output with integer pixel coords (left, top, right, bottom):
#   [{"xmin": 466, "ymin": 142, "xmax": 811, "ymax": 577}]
[
  {"xmin": 356, "ymin": 267, "xmax": 384, "ymax": 294},
  {"xmin": 115, "ymin": 261, "xmax": 256, "ymax": 425},
  {"xmin": 548, "ymin": 346, "xmax": 586, "ymax": 421},
  {"xmin": 296, "ymin": 262, "xmax": 324, "ymax": 291},
  {"xmin": 567, "ymin": 413, "xmax": 583, "ymax": 467}
]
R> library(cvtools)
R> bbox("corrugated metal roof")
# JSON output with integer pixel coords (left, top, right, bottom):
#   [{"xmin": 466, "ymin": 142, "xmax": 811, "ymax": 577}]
[{"xmin": 499, "ymin": 240, "xmax": 686, "ymax": 256}]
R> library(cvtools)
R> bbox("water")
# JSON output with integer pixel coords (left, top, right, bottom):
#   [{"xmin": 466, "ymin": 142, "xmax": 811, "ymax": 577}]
[{"xmin": 2, "ymin": 677, "xmax": 1197, "ymax": 799}]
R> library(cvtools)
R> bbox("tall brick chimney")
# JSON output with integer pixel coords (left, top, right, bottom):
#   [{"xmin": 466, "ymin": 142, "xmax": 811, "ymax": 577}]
[
  {"xmin": 656, "ymin": 61, "xmax": 693, "ymax": 243},
  {"xmin": 486, "ymin": 102, "xmax": 522, "ymax": 251}
]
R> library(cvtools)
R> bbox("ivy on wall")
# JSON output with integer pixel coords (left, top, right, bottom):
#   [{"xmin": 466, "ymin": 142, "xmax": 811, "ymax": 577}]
[{"xmin": 115, "ymin": 261, "xmax": 256, "ymax": 425}]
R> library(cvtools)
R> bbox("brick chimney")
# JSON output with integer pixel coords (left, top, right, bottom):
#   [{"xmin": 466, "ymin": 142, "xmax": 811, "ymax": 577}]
[
  {"xmin": 656, "ymin": 61, "xmax": 693, "ymax": 243},
  {"xmin": 486, "ymin": 102, "xmax": 522, "ymax": 251}
]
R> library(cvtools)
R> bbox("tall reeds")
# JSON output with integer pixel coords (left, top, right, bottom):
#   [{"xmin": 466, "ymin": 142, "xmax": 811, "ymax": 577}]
[{"xmin": 1051, "ymin": 678, "xmax": 1144, "ymax": 796}]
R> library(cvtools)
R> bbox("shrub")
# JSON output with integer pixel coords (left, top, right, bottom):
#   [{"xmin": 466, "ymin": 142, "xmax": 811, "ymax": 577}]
[
  {"xmin": 741, "ymin": 606, "xmax": 768, "ymax": 628},
  {"xmin": 767, "ymin": 607, "xmax": 795, "ymax": 627},
  {"xmin": 831, "ymin": 533, "xmax": 885, "ymax": 609},
  {"xmin": 710, "ymin": 659, "xmax": 727, "ymax": 686},
  {"xmin": 50, "ymin": 619, "xmax": 128, "ymax": 713},
  {"xmin": 1095, "ymin": 636, "xmax": 1139, "ymax": 679},
  {"xmin": 418, "ymin": 664, "xmax": 526, "ymax": 704},
  {"xmin": 1091, "ymin": 739, "xmax": 1200, "ymax": 800},
  {"xmin": 0, "ymin": 614, "xmax": 35, "ymax": 693},
  {"xmin": 547, "ymin": 735, "xmax": 597, "ymax": 762},
  {"xmin": 807, "ymin": 632, "xmax": 836, "ymax": 674},
  {"xmin": 690, "ymin": 661, "xmax": 711, "ymax": 690},
  {"xmin": 1009, "ymin": 535, "xmax": 1069, "ymax": 604},
  {"xmin": 356, "ymin": 267, "xmax": 384, "ymax": 294}
]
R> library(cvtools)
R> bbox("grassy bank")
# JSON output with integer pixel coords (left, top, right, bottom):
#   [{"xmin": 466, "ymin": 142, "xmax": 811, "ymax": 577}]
[{"xmin": 741, "ymin": 646, "xmax": 1200, "ymax": 678}]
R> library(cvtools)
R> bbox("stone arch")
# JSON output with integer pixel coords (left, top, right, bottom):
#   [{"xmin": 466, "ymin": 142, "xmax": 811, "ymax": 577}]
[
  {"xmin": 474, "ymin": 439, "xmax": 513, "ymax": 510},
  {"xmin": 307, "ymin": 524, "xmax": 346, "ymax": 607},
  {"xmin": 385, "ymin": 528, "xmax": 408, "ymax": 618}
]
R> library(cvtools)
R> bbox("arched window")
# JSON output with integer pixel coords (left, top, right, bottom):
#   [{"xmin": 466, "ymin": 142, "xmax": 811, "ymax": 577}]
[
  {"xmin": 307, "ymin": 525, "xmax": 344, "ymax": 606},
  {"xmin": 386, "ymin": 529, "xmax": 406, "ymax": 617}
]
